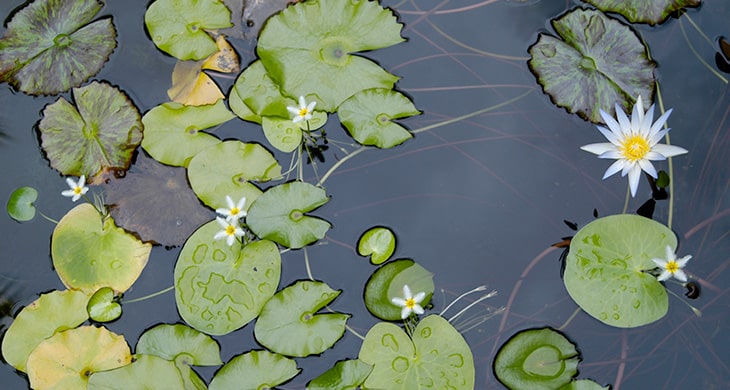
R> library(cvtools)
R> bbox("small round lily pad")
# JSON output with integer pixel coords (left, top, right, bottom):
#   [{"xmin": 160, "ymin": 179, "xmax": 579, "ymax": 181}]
[
  {"xmin": 7, "ymin": 186, "xmax": 38, "ymax": 222},
  {"xmin": 357, "ymin": 226, "xmax": 396, "ymax": 265},
  {"xmin": 87, "ymin": 287, "xmax": 122, "ymax": 322}
]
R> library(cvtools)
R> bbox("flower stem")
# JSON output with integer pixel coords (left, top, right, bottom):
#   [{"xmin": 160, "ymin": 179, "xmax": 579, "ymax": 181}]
[
  {"xmin": 654, "ymin": 84, "xmax": 676, "ymax": 229},
  {"xmin": 122, "ymin": 285, "xmax": 175, "ymax": 304}
]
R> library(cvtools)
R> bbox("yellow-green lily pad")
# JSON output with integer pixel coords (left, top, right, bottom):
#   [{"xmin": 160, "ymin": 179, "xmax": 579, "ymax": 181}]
[
  {"xmin": 209, "ymin": 350, "xmax": 300, "ymax": 390},
  {"xmin": 307, "ymin": 359, "xmax": 373, "ymax": 390},
  {"xmin": 136, "ymin": 323, "xmax": 222, "ymax": 366},
  {"xmin": 87, "ymin": 354, "xmax": 185, "ymax": 390},
  {"xmin": 338, "ymin": 88, "xmax": 419, "ymax": 148},
  {"xmin": 7, "ymin": 186, "xmax": 38, "ymax": 222},
  {"xmin": 87, "ymin": 287, "xmax": 122, "ymax": 322},
  {"xmin": 357, "ymin": 226, "xmax": 396, "ymax": 265}
]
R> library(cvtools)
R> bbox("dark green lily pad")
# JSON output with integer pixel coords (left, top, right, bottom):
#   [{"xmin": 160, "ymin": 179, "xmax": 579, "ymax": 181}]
[
  {"xmin": 7, "ymin": 186, "xmax": 38, "ymax": 222},
  {"xmin": 145, "ymin": 0, "xmax": 233, "ymax": 60},
  {"xmin": 209, "ymin": 350, "xmax": 300, "ymax": 390},
  {"xmin": 307, "ymin": 359, "xmax": 373, "ymax": 390},
  {"xmin": 246, "ymin": 181, "xmax": 331, "ymax": 249},
  {"xmin": 254, "ymin": 280, "xmax": 349, "ymax": 357},
  {"xmin": 136, "ymin": 324, "xmax": 222, "ymax": 366},
  {"xmin": 494, "ymin": 327, "xmax": 579, "ymax": 390},
  {"xmin": 583, "ymin": 0, "xmax": 701, "ymax": 25},
  {"xmin": 87, "ymin": 287, "xmax": 122, "ymax": 322},
  {"xmin": 357, "ymin": 226, "xmax": 396, "ymax": 265},
  {"xmin": 38, "ymin": 81, "xmax": 143, "ymax": 182},
  {"xmin": 257, "ymin": 0, "xmax": 404, "ymax": 111},
  {"xmin": 338, "ymin": 88, "xmax": 419, "ymax": 148},
  {"xmin": 87, "ymin": 354, "xmax": 185, "ymax": 389},
  {"xmin": 0, "ymin": 0, "xmax": 116, "ymax": 95},
  {"xmin": 528, "ymin": 8, "xmax": 655, "ymax": 123},
  {"xmin": 364, "ymin": 258, "xmax": 434, "ymax": 321},
  {"xmin": 564, "ymin": 214, "xmax": 672, "ymax": 327}
]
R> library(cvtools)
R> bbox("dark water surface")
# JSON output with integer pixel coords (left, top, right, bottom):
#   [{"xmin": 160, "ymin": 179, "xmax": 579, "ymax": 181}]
[{"xmin": 1, "ymin": 0, "xmax": 729, "ymax": 388}]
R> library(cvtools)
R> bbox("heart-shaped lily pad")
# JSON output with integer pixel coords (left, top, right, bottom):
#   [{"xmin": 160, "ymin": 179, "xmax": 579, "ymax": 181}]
[
  {"xmin": 87, "ymin": 353, "xmax": 186, "ymax": 389},
  {"xmin": 254, "ymin": 280, "xmax": 349, "ymax": 357},
  {"xmin": 87, "ymin": 287, "xmax": 122, "ymax": 323},
  {"xmin": 261, "ymin": 111, "xmax": 328, "ymax": 153},
  {"xmin": 364, "ymin": 259, "xmax": 434, "ymax": 321},
  {"xmin": 307, "ymin": 359, "xmax": 373, "ymax": 390},
  {"xmin": 564, "ymin": 214, "xmax": 673, "ymax": 327},
  {"xmin": 0, "ymin": 0, "xmax": 116, "ymax": 95},
  {"xmin": 583, "ymin": 0, "xmax": 701, "ymax": 25},
  {"xmin": 136, "ymin": 323, "xmax": 222, "ymax": 366},
  {"xmin": 528, "ymin": 8, "xmax": 655, "ymax": 123},
  {"xmin": 7, "ymin": 186, "xmax": 38, "ymax": 222},
  {"xmin": 359, "ymin": 315, "xmax": 474, "ymax": 389},
  {"xmin": 209, "ymin": 350, "xmax": 300, "ymax": 390},
  {"xmin": 357, "ymin": 226, "xmax": 396, "ymax": 265}
]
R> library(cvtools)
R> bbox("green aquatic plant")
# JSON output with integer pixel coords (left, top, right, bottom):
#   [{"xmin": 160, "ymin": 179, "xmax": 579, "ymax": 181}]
[
  {"xmin": 357, "ymin": 226, "xmax": 397, "ymax": 265},
  {"xmin": 364, "ymin": 258, "xmax": 434, "ymax": 321},
  {"xmin": 6, "ymin": 186, "xmax": 38, "ymax": 222},
  {"xmin": 87, "ymin": 287, "xmax": 122, "ymax": 322},
  {"xmin": 652, "ymin": 245, "xmax": 693, "ymax": 282},
  {"xmin": 583, "ymin": 0, "xmax": 702, "ymax": 25},
  {"xmin": 307, "ymin": 359, "xmax": 373, "ymax": 390},
  {"xmin": 208, "ymin": 350, "xmax": 300, "ymax": 389},
  {"xmin": 87, "ymin": 354, "xmax": 186, "ymax": 389}
]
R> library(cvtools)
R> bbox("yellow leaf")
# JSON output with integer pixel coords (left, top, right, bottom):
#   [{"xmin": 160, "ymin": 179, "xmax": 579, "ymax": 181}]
[
  {"xmin": 202, "ymin": 35, "xmax": 240, "ymax": 73},
  {"xmin": 167, "ymin": 60, "xmax": 225, "ymax": 106}
]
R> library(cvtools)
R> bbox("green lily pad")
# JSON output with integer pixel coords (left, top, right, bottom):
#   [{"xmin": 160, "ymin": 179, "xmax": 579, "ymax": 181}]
[
  {"xmin": 136, "ymin": 323, "xmax": 222, "ymax": 366},
  {"xmin": 338, "ymin": 88, "xmax": 419, "ymax": 148},
  {"xmin": 558, "ymin": 379, "xmax": 611, "ymax": 390},
  {"xmin": 87, "ymin": 287, "xmax": 122, "ymax": 322},
  {"xmin": 229, "ymin": 60, "xmax": 295, "ymax": 123},
  {"xmin": 38, "ymin": 81, "xmax": 143, "ymax": 181},
  {"xmin": 7, "ymin": 186, "xmax": 38, "ymax": 222},
  {"xmin": 246, "ymin": 181, "xmax": 331, "ymax": 249},
  {"xmin": 359, "ymin": 315, "xmax": 474, "ymax": 390},
  {"xmin": 528, "ymin": 8, "xmax": 655, "ymax": 123},
  {"xmin": 141, "ymin": 100, "xmax": 234, "ymax": 167},
  {"xmin": 254, "ymin": 280, "xmax": 349, "ymax": 357},
  {"xmin": 209, "ymin": 350, "xmax": 300, "ymax": 390},
  {"xmin": 262, "ymin": 110, "xmax": 328, "ymax": 153},
  {"xmin": 175, "ymin": 224, "xmax": 281, "ymax": 336},
  {"xmin": 87, "ymin": 354, "xmax": 185, "ymax": 390},
  {"xmin": 187, "ymin": 140, "xmax": 281, "ymax": 211},
  {"xmin": 145, "ymin": 0, "xmax": 233, "ymax": 60},
  {"xmin": 564, "ymin": 214, "xmax": 673, "ymax": 327},
  {"xmin": 51, "ymin": 203, "xmax": 152, "ymax": 294},
  {"xmin": 357, "ymin": 226, "xmax": 396, "ymax": 265},
  {"xmin": 0, "ymin": 0, "xmax": 116, "ymax": 95},
  {"xmin": 257, "ymin": 0, "xmax": 404, "ymax": 111},
  {"xmin": 493, "ymin": 327, "xmax": 579, "ymax": 390},
  {"xmin": 1, "ymin": 290, "xmax": 89, "ymax": 373},
  {"xmin": 307, "ymin": 359, "xmax": 373, "ymax": 390},
  {"xmin": 583, "ymin": 0, "xmax": 701, "ymax": 25},
  {"xmin": 364, "ymin": 259, "xmax": 434, "ymax": 321}
]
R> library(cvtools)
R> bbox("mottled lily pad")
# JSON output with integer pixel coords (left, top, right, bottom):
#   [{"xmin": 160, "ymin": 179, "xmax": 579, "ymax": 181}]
[
  {"xmin": 7, "ymin": 186, "xmax": 38, "ymax": 222},
  {"xmin": 338, "ymin": 88, "xmax": 419, "ymax": 148},
  {"xmin": 357, "ymin": 226, "xmax": 396, "ymax": 265},
  {"xmin": 136, "ymin": 323, "xmax": 222, "ymax": 366},
  {"xmin": 261, "ymin": 111, "xmax": 328, "ymax": 153},
  {"xmin": 528, "ymin": 8, "xmax": 655, "ymax": 123},
  {"xmin": 87, "ymin": 287, "xmax": 122, "ymax": 322},
  {"xmin": 87, "ymin": 354, "xmax": 185, "ymax": 389},
  {"xmin": 38, "ymin": 81, "xmax": 143, "ymax": 183},
  {"xmin": 0, "ymin": 0, "xmax": 116, "ymax": 95},
  {"xmin": 583, "ymin": 0, "xmax": 701, "ymax": 25},
  {"xmin": 364, "ymin": 259, "xmax": 434, "ymax": 321},
  {"xmin": 229, "ymin": 60, "xmax": 295, "ymax": 123},
  {"xmin": 209, "ymin": 350, "xmax": 300, "ymax": 390},
  {"xmin": 307, "ymin": 359, "xmax": 373, "ymax": 390}
]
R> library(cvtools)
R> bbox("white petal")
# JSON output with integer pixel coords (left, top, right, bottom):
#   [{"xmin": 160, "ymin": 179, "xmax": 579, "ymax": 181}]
[
  {"xmin": 676, "ymin": 255, "xmax": 692, "ymax": 267},
  {"xmin": 391, "ymin": 298, "xmax": 406, "ymax": 307},
  {"xmin": 641, "ymin": 104, "xmax": 655, "ymax": 133},
  {"xmin": 71, "ymin": 194, "xmax": 81, "ymax": 202},
  {"xmin": 597, "ymin": 150, "xmax": 622, "ymax": 159},
  {"xmin": 214, "ymin": 231, "xmax": 228, "ymax": 240},
  {"xmin": 630, "ymin": 96, "xmax": 644, "ymax": 132},
  {"xmin": 649, "ymin": 109, "xmax": 672, "ymax": 135},
  {"xmin": 216, "ymin": 217, "xmax": 229, "ymax": 228},
  {"xmin": 400, "ymin": 307, "xmax": 411, "ymax": 319},
  {"xmin": 664, "ymin": 245, "xmax": 674, "ymax": 261},
  {"xmin": 226, "ymin": 234, "xmax": 236, "ymax": 246},
  {"xmin": 61, "ymin": 189, "xmax": 76, "ymax": 197},
  {"xmin": 627, "ymin": 164, "xmax": 642, "ymax": 197},
  {"xmin": 402, "ymin": 285, "xmax": 413, "ymax": 300},
  {"xmin": 596, "ymin": 126, "xmax": 620, "ymax": 145},
  {"xmin": 225, "ymin": 195, "xmax": 235, "ymax": 209},
  {"xmin": 413, "ymin": 291, "xmax": 426, "ymax": 303},
  {"xmin": 216, "ymin": 208, "xmax": 230, "ymax": 216},
  {"xmin": 603, "ymin": 159, "xmax": 626, "ymax": 179},
  {"xmin": 615, "ymin": 103, "xmax": 631, "ymax": 133},
  {"xmin": 580, "ymin": 143, "xmax": 615, "ymax": 155},
  {"xmin": 652, "ymin": 144, "xmax": 688, "ymax": 158},
  {"xmin": 306, "ymin": 101, "xmax": 316, "ymax": 112},
  {"xmin": 600, "ymin": 109, "xmax": 623, "ymax": 136},
  {"xmin": 298, "ymin": 96, "xmax": 307, "ymax": 109},
  {"xmin": 65, "ymin": 177, "xmax": 77, "ymax": 188},
  {"xmin": 412, "ymin": 305, "xmax": 425, "ymax": 315},
  {"xmin": 644, "ymin": 151, "xmax": 666, "ymax": 161},
  {"xmin": 80, "ymin": 187, "xmax": 89, "ymax": 195},
  {"xmin": 236, "ymin": 196, "xmax": 247, "ymax": 209},
  {"xmin": 652, "ymin": 258, "xmax": 667, "ymax": 268},
  {"xmin": 673, "ymin": 269, "xmax": 688, "ymax": 282},
  {"xmin": 657, "ymin": 270, "xmax": 671, "ymax": 281},
  {"xmin": 638, "ymin": 159, "xmax": 657, "ymax": 178},
  {"xmin": 291, "ymin": 116, "xmax": 304, "ymax": 123},
  {"xmin": 287, "ymin": 106, "xmax": 300, "ymax": 115},
  {"xmin": 647, "ymin": 129, "xmax": 668, "ymax": 146},
  {"xmin": 77, "ymin": 175, "xmax": 86, "ymax": 188}
]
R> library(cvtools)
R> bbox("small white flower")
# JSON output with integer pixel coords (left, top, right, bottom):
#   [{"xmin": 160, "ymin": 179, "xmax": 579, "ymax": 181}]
[
  {"xmin": 216, "ymin": 195, "xmax": 247, "ymax": 222},
  {"xmin": 391, "ymin": 284, "xmax": 425, "ymax": 319},
  {"xmin": 652, "ymin": 245, "xmax": 692, "ymax": 282},
  {"xmin": 61, "ymin": 175, "xmax": 89, "ymax": 202},
  {"xmin": 213, "ymin": 217, "xmax": 244, "ymax": 246},
  {"xmin": 287, "ymin": 96, "xmax": 316, "ymax": 123},
  {"xmin": 580, "ymin": 95, "xmax": 688, "ymax": 197}
]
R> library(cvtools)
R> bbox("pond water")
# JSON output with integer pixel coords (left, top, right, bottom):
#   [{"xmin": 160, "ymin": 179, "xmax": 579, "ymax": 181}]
[{"xmin": 1, "ymin": 0, "xmax": 729, "ymax": 389}]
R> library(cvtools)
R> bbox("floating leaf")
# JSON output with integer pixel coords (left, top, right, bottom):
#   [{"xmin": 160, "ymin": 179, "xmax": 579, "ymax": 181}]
[
  {"xmin": 1, "ymin": 290, "xmax": 89, "ymax": 373},
  {"xmin": 141, "ymin": 100, "xmax": 234, "ymax": 167},
  {"xmin": 257, "ymin": 0, "xmax": 404, "ymax": 111},
  {"xmin": 38, "ymin": 81, "xmax": 143, "ymax": 182},
  {"xmin": 87, "ymin": 354, "xmax": 185, "ymax": 389},
  {"xmin": 87, "ymin": 287, "xmax": 122, "ymax": 322},
  {"xmin": 229, "ymin": 60, "xmax": 295, "ymax": 123},
  {"xmin": 27, "ymin": 325, "xmax": 132, "ymax": 390},
  {"xmin": 145, "ymin": 0, "xmax": 233, "ymax": 60},
  {"xmin": 201, "ymin": 34, "xmax": 240, "ymax": 73},
  {"xmin": 564, "ymin": 214, "xmax": 672, "ymax": 327},
  {"xmin": 359, "ymin": 315, "xmax": 474, "ymax": 389},
  {"xmin": 583, "ymin": 0, "xmax": 701, "ymax": 25},
  {"xmin": 559, "ymin": 379, "xmax": 611, "ymax": 390},
  {"xmin": 175, "ymin": 227, "xmax": 281, "ymax": 336},
  {"xmin": 357, "ymin": 226, "xmax": 396, "ymax": 265},
  {"xmin": 0, "ymin": 0, "xmax": 116, "ymax": 95},
  {"xmin": 338, "ymin": 88, "xmax": 419, "ymax": 148},
  {"xmin": 51, "ymin": 203, "xmax": 152, "ymax": 294},
  {"xmin": 7, "ymin": 186, "xmax": 38, "ymax": 222},
  {"xmin": 209, "ymin": 350, "xmax": 300, "ymax": 390},
  {"xmin": 105, "ymin": 152, "xmax": 215, "ymax": 247},
  {"xmin": 136, "ymin": 323, "xmax": 222, "ymax": 366},
  {"xmin": 364, "ymin": 259, "xmax": 434, "ymax": 321},
  {"xmin": 494, "ymin": 327, "xmax": 579, "ymax": 390},
  {"xmin": 255, "ymin": 280, "xmax": 349, "ymax": 357},
  {"xmin": 261, "ymin": 111, "xmax": 328, "ymax": 153},
  {"xmin": 528, "ymin": 8, "xmax": 655, "ymax": 123},
  {"xmin": 307, "ymin": 359, "xmax": 373, "ymax": 390},
  {"xmin": 168, "ymin": 60, "xmax": 225, "ymax": 106}
]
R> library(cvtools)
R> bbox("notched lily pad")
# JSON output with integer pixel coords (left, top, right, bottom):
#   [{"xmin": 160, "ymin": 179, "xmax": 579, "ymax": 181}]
[
  {"xmin": 209, "ymin": 350, "xmax": 300, "ymax": 390},
  {"xmin": 87, "ymin": 353, "xmax": 185, "ymax": 389},
  {"xmin": 338, "ymin": 88, "xmax": 419, "ymax": 148},
  {"xmin": 357, "ymin": 226, "xmax": 396, "ymax": 265},
  {"xmin": 364, "ymin": 258, "xmax": 434, "ymax": 321},
  {"xmin": 7, "ymin": 186, "xmax": 38, "ymax": 222},
  {"xmin": 262, "ymin": 111, "xmax": 328, "ymax": 153},
  {"xmin": 583, "ymin": 0, "xmax": 701, "ymax": 25},
  {"xmin": 307, "ymin": 359, "xmax": 373, "ymax": 390},
  {"xmin": 87, "ymin": 287, "xmax": 122, "ymax": 322},
  {"xmin": 136, "ymin": 323, "xmax": 222, "ymax": 366},
  {"xmin": 528, "ymin": 8, "xmax": 655, "ymax": 123}
]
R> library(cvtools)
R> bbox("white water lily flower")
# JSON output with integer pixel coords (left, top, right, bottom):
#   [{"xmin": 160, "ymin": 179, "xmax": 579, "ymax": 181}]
[
  {"xmin": 581, "ymin": 95, "xmax": 688, "ymax": 197},
  {"xmin": 213, "ymin": 217, "xmax": 244, "ymax": 246},
  {"xmin": 652, "ymin": 245, "xmax": 692, "ymax": 282},
  {"xmin": 287, "ymin": 95, "xmax": 316, "ymax": 123},
  {"xmin": 61, "ymin": 175, "xmax": 89, "ymax": 202},
  {"xmin": 216, "ymin": 195, "xmax": 247, "ymax": 222},
  {"xmin": 391, "ymin": 284, "xmax": 426, "ymax": 319}
]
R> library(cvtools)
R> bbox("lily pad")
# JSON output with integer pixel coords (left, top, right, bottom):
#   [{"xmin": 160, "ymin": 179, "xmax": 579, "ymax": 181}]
[
  {"xmin": 141, "ymin": 99, "xmax": 234, "ymax": 167},
  {"xmin": 257, "ymin": 0, "xmax": 404, "ymax": 111},
  {"xmin": 87, "ymin": 354, "xmax": 185, "ymax": 390},
  {"xmin": 209, "ymin": 350, "xmax": 300, "ymax": 390},
  {"xmin": 254, "ymin": 280, "xmax": 349, "ymax": 357},
  {"xmin": 583, "ymin": 0, "xmax": 702, "ymax": 25},
  {"xmin": 307, "ymin": 359, "xmax": 373, "ymax": 390},
  {"xmin": 87, "ymin": 287, "xmax": 122, "ymax": 322},
  {"xmin": 357, "ymin": 226, "xmax": 396, "ymax": 265},
  {"xmin": 1, "ymin": 290, "xmax": 89, "ymax": 373},
  {"xmin": 564, "ymin": 214, "xmax": 673, "ymax": 327},
  {"xmin": 364, "ymin": 259, "xmax": 434, "ymax": 321},
  {"xmin": 7, "ymin": 186, "xmax": 38, "ymax": 222},
  {"xmin": 246, "ymin": 181, "xmax": 331, "ymax": 249},
  {"xmin": 261, "ymin": 111, "xmax": 328, "ymax": 153},
  {"xmin": 105, "ymin": 152, "xmax": 215, "ymax": 247},
  {"xmin": 175, "ymin": 224, "xmax": 281, "ymax": 335},
  {"xmin": 338, "ymin": 88, "xmax": 419, "ymax": 148},
  {"xmin": 27, "ymin": 325, "xmax": 132, "ymax": 390},
  {"xmin": 38, "ymin": 81, "xmax": 143, "ymax": 182},
  {"xmin": 51, "ymin": 203, "xmax": 152, "ymax": 294},
  {"xmin": 0, "ymin": 0, "xmax": 116, "ymax": 95},
  {"xmin": 359, "ymin": 315, "xmax": 474, "ymax": 389},
  {"xmin": 229, "ymin": 60, "xmax": 295, "ymax": 123},
  {"xmin": 145, "ymin": 0, "xmax": 233, "ymax": 60},
  {"xmin": 136, "ymin": 323, "xmax": 222, "ymax": 366},
  {"xmin": 493, "ymin": 327, "xmax": 579, "ymax": 390},
  {"xmin": 528, "ymin": 8, "xmax": 655, "ymax": 123}
]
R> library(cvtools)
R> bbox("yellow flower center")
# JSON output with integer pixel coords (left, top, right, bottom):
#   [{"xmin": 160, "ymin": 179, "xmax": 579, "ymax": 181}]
[
  {"xmin": 225, "ymin": 225, "xmax": 236, "ymax": 236},
  {"xmin": 73, "ymin": 187, "xmax": 82, "ymax": 195},
  {"xmin": 230, "ymin": 207, "xmax": 240, "ymax": 216},
  {"xmin": 299, "ymin": 108, "xmax": 309, "ymax": 117},
  {"xmin": 405, "ymin": 298, "xmax": 417, "ymax": 309},
  {"xmin": 620, "ymin": 135, "xmax": 650, "ymax": 162},
  {"xmin": 666, "ymin": 260, "xmax": 679, "ymax": 274}
]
